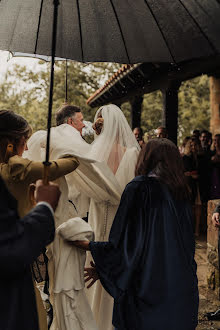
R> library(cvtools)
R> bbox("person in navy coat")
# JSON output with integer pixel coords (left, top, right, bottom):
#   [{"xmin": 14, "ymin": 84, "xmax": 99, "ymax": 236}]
[
  {"xmin": 0, "ymin": 176, "xmax": 60, "ymax": 330},
  {"xmin": 74, "ymin": 138, "xmax": 199, "ymax": 330}
]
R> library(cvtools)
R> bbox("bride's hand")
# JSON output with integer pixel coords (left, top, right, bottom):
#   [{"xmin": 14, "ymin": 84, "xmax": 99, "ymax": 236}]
[{"xmin": 84, "ymin": 261, "xmax": 99, "ymax": 288}]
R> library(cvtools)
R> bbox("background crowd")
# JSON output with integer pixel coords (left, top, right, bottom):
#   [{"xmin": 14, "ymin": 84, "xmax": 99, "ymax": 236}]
[{"xmin": 133, "ymin": 126, "xmax": 220, "ymax": 237}]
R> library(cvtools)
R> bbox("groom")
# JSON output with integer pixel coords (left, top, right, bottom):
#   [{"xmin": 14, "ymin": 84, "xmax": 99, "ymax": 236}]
[
  {"xmin": 56, "ymin": 104, "xmax": 85, "ymax": 136},
  {"xmin": 55, "ymin": 104, "xmax": 90, "ymax": 219}
]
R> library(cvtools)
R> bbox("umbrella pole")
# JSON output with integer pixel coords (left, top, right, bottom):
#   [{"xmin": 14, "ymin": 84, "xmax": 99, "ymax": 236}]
[
  {"xmin": 43, "ymin": 0, "xmax": 60, "ymax": 184},
  {"xmin": 64, "ymin": 59, "xmax": 68, "ymax": 104}
]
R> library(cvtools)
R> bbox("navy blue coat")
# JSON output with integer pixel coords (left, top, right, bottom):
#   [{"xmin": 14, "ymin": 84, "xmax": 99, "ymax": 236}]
[
  {"xmin": 90, "ymin": 176, "xmax": 198, "ymax": 330},
  {"xmin": 0, "ymin": 176, "xmax": 55, "ymax": 330}
]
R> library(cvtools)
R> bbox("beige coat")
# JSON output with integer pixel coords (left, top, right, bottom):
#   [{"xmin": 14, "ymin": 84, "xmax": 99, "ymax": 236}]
[
  {"xmin": 0, "ymin": 155, "xmax": 79, "ymax": 217},
  {"xmin": 0, "ymin": 155, "xmax": 79, "ymax": 330}
]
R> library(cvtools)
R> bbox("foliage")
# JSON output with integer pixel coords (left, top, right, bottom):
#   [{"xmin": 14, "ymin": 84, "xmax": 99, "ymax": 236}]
[
  {"xmin": 139, "ymin": 75, "xmax": 210, "ymax": 144},
  {"xmin": 0, "ymin": 61, "xmax": 120, "ymax": 130},
  {"xmin": 0, "ymin": 61, "xmax": 210, "ymax": 145},
  {"xmin": 141, "ymin": 91, "xmax": 163, "ymax": 132},
  {"xmin": 178, "ymin": 75, "xmax": 210, "ymax": 141}
]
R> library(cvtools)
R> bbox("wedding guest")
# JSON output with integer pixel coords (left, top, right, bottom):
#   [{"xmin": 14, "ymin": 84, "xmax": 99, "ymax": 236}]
[
  {"xmin": 200, "ymin": 130, "xmax": 209, "ymax": 149},
  {"xmin": 156, "ymin": 126, "xmax": 168, "ymax": 138},
  {"xmin": 212, "ymin": 202, "xmax": 220, "ymax": 228},
  {"xmin": 0, "ymin": 177, "xmax": 60, "ymax": 330},
  {"xmin": 0, "ymin": 110, "xmax": 79, "ymax": 217},
  {"xmin": 179, "ymin": 136, "xmax": 191, "ymax": 156},
  {"xmin": 205, "ymin": 202, "xmax": 220, "ymax": 321},
  {"xmin": 210, "ymin": 134, "xmax": 220, "ymax": 200},
  {"xmin": 0, "ymin": 110, "xmax": 79, "ymax": 330},
  {"xmin": 192, "ymin": 129, "xmax": 200, "ymax": 141},
  {"xmin": 133, "ymin": 127, "xmax": 145, "ymax": 148},
  {"xmin": 182, "ymin": 138, "xmax": 203, "ymax": 236},
  {"xmin": 74, "ymin": 138, "xmax": 198, "ymax": 330},
  {"xmin": 198, "ymin": 130, "xmax": 213, "ymax": 232},
  {"xmin": 200, "ymin": 130, "xmax": 214, "ymax": 159},
  {"xmin": 212, "ymin": 134, "xmax": 220, "ymax": 153}
]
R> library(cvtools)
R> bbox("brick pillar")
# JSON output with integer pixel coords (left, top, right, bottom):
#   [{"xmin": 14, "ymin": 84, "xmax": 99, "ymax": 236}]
[
  {"xmin": 207, "ymin": 199, "xmax": 220, "ymax": 299},
  {"xmin": 210, "ymin": 76, "xmax": 220, "ymax": 135}
]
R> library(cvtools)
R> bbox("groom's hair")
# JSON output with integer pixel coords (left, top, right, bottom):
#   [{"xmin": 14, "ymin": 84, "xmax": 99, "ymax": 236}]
[{"xmin": 56, "ymin": 105, "xmax": 81, "ymax": 126}]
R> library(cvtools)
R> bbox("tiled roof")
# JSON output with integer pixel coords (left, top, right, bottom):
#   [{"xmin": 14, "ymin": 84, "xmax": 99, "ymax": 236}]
[
  {"xmin": 87, "ymin": 64, "xmax": 140, "ymax": 105},
  {"xmin": 87, "ymin": 55, "xmax": 220, "ymax": 108}
]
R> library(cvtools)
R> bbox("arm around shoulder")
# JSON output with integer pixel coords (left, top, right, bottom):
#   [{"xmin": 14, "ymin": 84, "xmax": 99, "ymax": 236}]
[{"xmin": 25, "ymin": 156, "xmax": 79, "ymax": 183}]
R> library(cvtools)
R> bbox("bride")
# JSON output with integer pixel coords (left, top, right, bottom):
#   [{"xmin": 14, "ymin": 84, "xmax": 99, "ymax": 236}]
[
  {"xmin": 88, "ymin": 104, "xmax": 140, "ymax": 240},
  {"xmin": 84, "ymin": 104, "xmax": 140, "ymax": 330}
]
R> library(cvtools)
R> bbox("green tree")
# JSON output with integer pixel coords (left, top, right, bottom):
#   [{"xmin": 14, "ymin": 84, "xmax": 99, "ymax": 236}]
[
  {"xmin": 0, "ymin": 61, "xmax": 210, "ymax": 144},
  {"xmin": 0, "ymin": 61, "xmax": 120, "ymax": 130},
  {"xmin": 139, "ymin": 75, "xmax": 210, "ymax": 143},
  {"xmin": 141, "ymin": 91, "xmax": 163, "ymax": 133},
  {"xmin": 178, "ymin": 75, "xmax": 210, "ymax": 141}
]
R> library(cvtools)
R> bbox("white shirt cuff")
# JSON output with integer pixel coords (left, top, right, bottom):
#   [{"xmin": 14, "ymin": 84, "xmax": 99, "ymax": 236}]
[{"xmin": 36, "ymin": 201, "xmax": 54, "ymax": 217}]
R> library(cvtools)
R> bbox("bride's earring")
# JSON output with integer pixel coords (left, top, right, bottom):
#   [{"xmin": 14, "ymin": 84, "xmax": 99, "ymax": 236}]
[{"xmin": 4, "ymin": 143, "xmax": 14, "ymax": 162}]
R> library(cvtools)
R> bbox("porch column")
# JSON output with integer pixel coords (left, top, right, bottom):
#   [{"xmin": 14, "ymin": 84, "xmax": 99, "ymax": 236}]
[
  {"xmin": 162, "ymin": 81, "xmax": 181, "ymax": 145},
  {"xmin": 130, "ymin": 95, "xmax": 143, "ymax": 129},
  {"xmin": 210, "ymin": 76, "xmax": 220, "ymax": 135}
]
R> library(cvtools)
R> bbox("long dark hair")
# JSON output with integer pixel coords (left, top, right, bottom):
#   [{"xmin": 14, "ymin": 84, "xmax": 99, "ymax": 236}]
[
  {"xmin": 135, "ymin": 138, "xmax": 190, "ymax": 200},
  {"xmin": 0, "ymin": 110, "xmax": 32, "ymax": 163}
]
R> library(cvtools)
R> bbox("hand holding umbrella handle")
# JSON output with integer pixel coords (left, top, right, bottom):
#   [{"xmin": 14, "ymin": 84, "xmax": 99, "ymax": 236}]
[
  {"xmin": 43, "ymin": 162, "xmax": 51, "ymax": 185},
  {"xmin": 29, "ymin": 183, "xmax": 36, "ymax": 206}
]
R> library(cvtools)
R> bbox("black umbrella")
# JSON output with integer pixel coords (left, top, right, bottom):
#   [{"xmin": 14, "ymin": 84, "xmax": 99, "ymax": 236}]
[
  {"xmin": 0, "ymin": 0, "xmax": 220, "ymax": 63},
  {"xmin": 0, "ymin": 0, "xmax": 220, "ymax": 181}
]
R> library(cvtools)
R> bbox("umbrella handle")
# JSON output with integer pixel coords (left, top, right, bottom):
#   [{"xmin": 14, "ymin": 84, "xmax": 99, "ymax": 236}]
[
  {"xmin": 29, "ymin": 183, "xmax": 36, "ymax": 207},
  {"xmin": 43, "ymin": 162, "xmax": 51, "ymax": 185}
]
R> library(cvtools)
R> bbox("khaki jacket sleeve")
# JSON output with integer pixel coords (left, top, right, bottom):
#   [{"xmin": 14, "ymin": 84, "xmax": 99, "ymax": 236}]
[{"xmin": 25, "ymin": 156, "xmax": 79, "ymax": 184}]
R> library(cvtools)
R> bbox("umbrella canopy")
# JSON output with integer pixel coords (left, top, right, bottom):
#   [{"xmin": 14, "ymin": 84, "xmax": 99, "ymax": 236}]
[
  {"xmin": 0, "ymin": 0, "xmax": 220, "ymax": 64},
  {"xmin": 1, "ymin": 0, "xmax": 220, "ymax": 181}
]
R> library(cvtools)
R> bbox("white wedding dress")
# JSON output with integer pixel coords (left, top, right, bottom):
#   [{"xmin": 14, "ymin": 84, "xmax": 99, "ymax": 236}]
[{"xmin": 84, "ymin": 105, "xmax": 140, "ymax": 330}]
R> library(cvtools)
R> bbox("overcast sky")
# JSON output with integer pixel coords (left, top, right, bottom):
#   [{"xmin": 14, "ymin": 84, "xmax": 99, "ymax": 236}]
[{"xmin": 0, "ymin": 51, "xmax": 42, "ymax": 81}]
